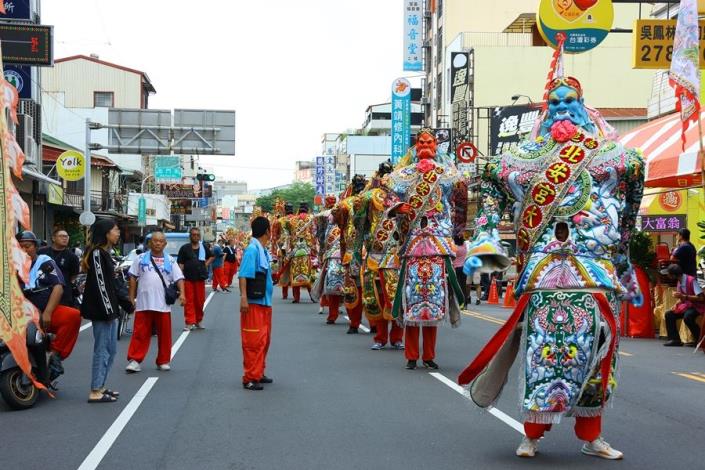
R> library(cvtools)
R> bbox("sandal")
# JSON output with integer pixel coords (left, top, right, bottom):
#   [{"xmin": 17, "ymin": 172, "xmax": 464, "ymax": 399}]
[
  {"xmin": 88, "ymin": 392, "xmax": 117, "ymax": 403},
  {"xmin": 103, "ymin": 389, "xmax": 120, "ymax": 398}
]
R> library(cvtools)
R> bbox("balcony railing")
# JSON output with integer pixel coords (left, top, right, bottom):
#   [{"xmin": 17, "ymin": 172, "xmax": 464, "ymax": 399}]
[{"xmin": 63, "ymin": 190, "xmax": 128, "ymax": 214}]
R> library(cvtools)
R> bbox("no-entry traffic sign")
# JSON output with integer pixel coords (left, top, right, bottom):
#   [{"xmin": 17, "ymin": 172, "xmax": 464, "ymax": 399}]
[{"xmin": 456, "ymin": 141, "xmax": 478, "ymax": 163}]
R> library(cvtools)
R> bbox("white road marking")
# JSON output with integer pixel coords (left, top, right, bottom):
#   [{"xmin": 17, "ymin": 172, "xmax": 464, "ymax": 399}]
[
  {"xmin": 342, "ymin": 314, "xmax": 370, "ymax": 333},
  {"xmin": 429, "ymin": 372, "xmax": 525, "ymax": 435},
  {"xmin": 77, "ymin": 377, "xmax": 159, "ymax": 470},
  {"xmin": 79, "ymin": 321, "xmax": 92, "ymax": 332},
  {"xmin": 79, "ymin": 288, "xmax": 217, "ymax": 469}
]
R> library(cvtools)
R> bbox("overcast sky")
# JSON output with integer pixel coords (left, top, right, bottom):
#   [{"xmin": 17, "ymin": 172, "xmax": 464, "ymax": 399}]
[{"xmin": 43, "ymin": 0, "xmax": 416, "ymax": 190}]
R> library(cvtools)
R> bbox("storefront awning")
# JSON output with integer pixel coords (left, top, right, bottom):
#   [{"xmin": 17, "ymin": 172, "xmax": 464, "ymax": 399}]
[{"xmin": 620, "ymin": 111, "xmax": 705, "ymax": 188}]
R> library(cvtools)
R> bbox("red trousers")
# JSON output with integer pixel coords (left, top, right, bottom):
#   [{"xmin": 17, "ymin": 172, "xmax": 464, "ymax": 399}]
[
  {"xmin": 374, "ymin": 319, "xmax": 404, "ymax": 345},
  {"xmin": 241, "ymin": 304, "xmax": 272, "ymax": 383},
  {"xmin": 48, "ymin": 305, "xmax": 81, "ymax": 359},
  {"xmin": 325, "ymin": 295, "xmax": 340, "ymax": 322},
  {"xmin": 404, "ymin": 325, "xmax": 437, "ymax": 361},
  {"xmin": 224, "ymin": 261, "xmax": 238, "ymax": 287},
  {"xmin": 212, "ymin": 266, "xmax": 227, "ymax": 290},
  {"xmin": 524, "ymin": 416, "xmax": 601, "ymax": 442},
  {"xmin": 292, "ymin": 286, "xmax": 311, "ymax": 302},
  {"xmin": 346, "ymin": 292, "xmax": 363, "ymax": 328},
  {"xmin": 127, "ymin": 310, "xmax": 172, "ymax": 366},
  {"xmin": 184, "ymin": 280, "xmax": 206, "ymax": 325},
  {"xmin": 281, "ymin": 286, "xmax": 289, "ymax": 300}
]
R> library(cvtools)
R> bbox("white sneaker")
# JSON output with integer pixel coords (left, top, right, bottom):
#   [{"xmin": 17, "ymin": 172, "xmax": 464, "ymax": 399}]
[
  {"xmin": 157, "ymin": 364, "xmax": 171, "ymax": 371},
  {"xmin": 581, "ymin": 437, "xmax": 623, "ymax": 460},
  {"xmin": 183, "ymin": 324, "xmax": 195, "ymax": 331},
  {"xmin": 125, "ymin": 360, "xmax": 141, "ymax": 373},
  {"xmin": 516, "ymin": 437, "xmax": 539, "ymax": 458}
]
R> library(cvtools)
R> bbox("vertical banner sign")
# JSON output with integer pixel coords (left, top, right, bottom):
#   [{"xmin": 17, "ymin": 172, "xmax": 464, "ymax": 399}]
[
  {"xmin": 324, "ymin": 154, "xmax": 335, "ymax": 195},
  {"xmin": 451, "ymin": 52, "xmax": 470, "ymax": 143},
  {"xmin": 138, "ymin": 196, "xmax": 147, "ymax": 226},
  {"xmin": 315, "ymin": 156, "xmax": 325, "ymax": 196},
  {"xmin": 391, "ymin": 77, "xmax": 412, "ymax": 165},
  {"xmin": 403, "ymin": 0, "xmax": 423, "ymax": 71}
]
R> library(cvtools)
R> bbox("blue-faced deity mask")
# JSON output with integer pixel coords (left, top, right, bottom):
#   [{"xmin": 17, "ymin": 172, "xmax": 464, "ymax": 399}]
[{"xmin": 541, "ymin": 83, "xmax": 596, "ymax": 135}]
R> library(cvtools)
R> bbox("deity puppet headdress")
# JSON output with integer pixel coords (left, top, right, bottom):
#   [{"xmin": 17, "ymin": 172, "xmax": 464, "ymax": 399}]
[{"xmin": 531, "ymin": 33, "xmax": 617, "ymax": 140}]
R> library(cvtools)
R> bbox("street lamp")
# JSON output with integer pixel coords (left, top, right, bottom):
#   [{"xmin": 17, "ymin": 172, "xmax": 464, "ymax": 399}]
[{"xmin": 511, "ymin": 94, "xmax": 534, "ymax": 106}]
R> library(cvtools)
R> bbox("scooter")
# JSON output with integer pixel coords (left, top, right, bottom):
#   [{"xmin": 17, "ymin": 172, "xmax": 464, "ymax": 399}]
[{"xmin": 0, "ymin": 323, "xmax": 51, "ymax": 410}]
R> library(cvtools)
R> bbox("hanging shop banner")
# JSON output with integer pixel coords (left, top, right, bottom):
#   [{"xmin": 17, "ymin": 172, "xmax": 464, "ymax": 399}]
[
  {"xmin": 391, "ymin": 77, "xmax": 412, "ymax": 165},
  {"xmin": 639, "ymin": 214, "xmax": 687, "ymax": 232},
  {"xmin": 403, "ymin": 0, "xmax": 423, "ymax": 71},
  {"xmin": 154, "ymin": 155, "xmax": 182, "ymax": 182},
  {"xmin": 160, "ymin": 183, "xmax": 201, "ymax": 199},
  {"xmin": 315, "ymin": 156, "xmax": 325, "ymax": 196},
  {"xmin": 537, "ymin": 0, "xmax": 614, "ymax": 53},
  {"xmin": 434, "ymin": 128, "xmax": 452, "ymax": 156},
  {"xmin": 489, "ymin": 105, "xmax": 541, "ymax": 156},
  {"xmin": 56, "ymin": 150, "xmax": 85, "ymax": 181},
  {"xmin": 3, "ymin": 65, "xmax": 31, "ymax": 99},
  {"xmin": 324, "ymin": 154, "xmax": 335, "ymax": 195},
  {"xmin": 633, "ymin": 19, "xmax": 705, "ymax": 69}
]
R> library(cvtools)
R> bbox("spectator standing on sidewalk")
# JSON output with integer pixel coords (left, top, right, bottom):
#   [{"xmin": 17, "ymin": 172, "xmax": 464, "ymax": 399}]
[
  {"xmin": 81, "ymin": 219, "xmax": 122, "ymax": 403},
  {"xmin": 177, "ymin": 227, "xmax": 214, "ymax": 331},
  {"xmin": 238, "ymin": 216, "xmax": 274, "ymax": 391},
  {"xmin": 126, "ymin": 230, "xmax": 186, "ymax": 373}
]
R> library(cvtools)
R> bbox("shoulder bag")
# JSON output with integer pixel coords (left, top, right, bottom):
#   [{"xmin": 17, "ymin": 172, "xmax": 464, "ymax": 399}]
[{"xmin": 150, "ymin": 256, "xmax": 179, "ymax": 306}]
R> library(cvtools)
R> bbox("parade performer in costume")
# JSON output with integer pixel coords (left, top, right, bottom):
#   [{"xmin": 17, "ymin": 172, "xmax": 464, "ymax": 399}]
[
  {"xmin": 388, "ymin": 129, "xmax": 467, "ymax": 369},
  {"xmin": 357, "ymin": 161, "xmax": 404, "ymax": 350},
  {"xmin": 312, "ymin": 195, "xmax": 344, "ymax": 324},
  {"xmin": 459, "ymin": 73, "xmax": 644, "ymax": 459},
  {"xmin": 271, "ymin": 201, "xmax": 293, "ymax": 300},
  {"xmin": 288, "ymin": 202, "xmax": 316, "ymax": 303},
  {"xmin": 333, "ymin": 175, "xmax": 368, "ymax": 334}
]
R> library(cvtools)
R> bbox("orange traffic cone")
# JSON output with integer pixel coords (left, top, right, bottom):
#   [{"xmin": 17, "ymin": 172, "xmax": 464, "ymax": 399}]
[
  {"xmin": 487, "ymin": 277, "xmax": 499, "ymax": 305},
  {"xmin": 503, "ymin": 281, "xmax": 516, "ymax": 309}
]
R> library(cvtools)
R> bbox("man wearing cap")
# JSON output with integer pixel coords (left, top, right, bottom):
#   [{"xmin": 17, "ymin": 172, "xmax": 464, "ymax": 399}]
[
  {"xmin": 662, "ymin": 263, "xmax": 705, "ymax": 347},
  {"xmin": 17, "ymin": 231, "xmax": 81, "ymax": 381}
]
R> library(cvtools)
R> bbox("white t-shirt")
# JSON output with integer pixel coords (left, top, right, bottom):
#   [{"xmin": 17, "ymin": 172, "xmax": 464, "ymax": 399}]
[{"xmin": 129, "ymin": 253, "xmax": 185, "ymax": 313}]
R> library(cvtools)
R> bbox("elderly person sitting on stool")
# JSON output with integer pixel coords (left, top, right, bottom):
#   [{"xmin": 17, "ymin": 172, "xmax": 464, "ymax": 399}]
[{"xmin": 663, "ymin": 263, "xmax": 705, "ymax": 347}]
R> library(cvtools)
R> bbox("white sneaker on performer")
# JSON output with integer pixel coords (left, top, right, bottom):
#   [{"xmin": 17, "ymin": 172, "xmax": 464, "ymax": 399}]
[
  {"xmin": 581, "ymin": 437, "xmax": 623, "ymax": 460},
  {"xmin": 157, "ymin": 363, "xmax": 171, "ymax": 371},
  {"xmin": 516, "ymin": 437, "xmax": 539, "ymax": 458},
  {"xmin": 125, "ymin": 360, "xmax": 141, "ymax": 373}
]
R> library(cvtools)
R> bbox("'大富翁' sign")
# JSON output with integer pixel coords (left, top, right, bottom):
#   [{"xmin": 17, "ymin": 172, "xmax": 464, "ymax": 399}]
[{"xmin": 639, "ymin": 214, "xmax": 687, "ymax": 232}]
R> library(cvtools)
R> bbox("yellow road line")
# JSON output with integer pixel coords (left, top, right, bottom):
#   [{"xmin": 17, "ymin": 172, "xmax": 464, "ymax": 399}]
[
  {"xmin": 673, "ymin": 372, "xmax": 705, "ymax": 384},
  {"xmin": 462, "ymin": 310, "xmax": 504, "ymax": 325},
  {"xmin": 691, "ymin": 372, "xmax": 705, "ymax": 379}
]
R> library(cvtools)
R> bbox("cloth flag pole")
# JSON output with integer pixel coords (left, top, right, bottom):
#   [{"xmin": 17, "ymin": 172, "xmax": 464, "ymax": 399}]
[{"xmin": 668, "ymin": 0, "xmax": 704, "ymax": 196}]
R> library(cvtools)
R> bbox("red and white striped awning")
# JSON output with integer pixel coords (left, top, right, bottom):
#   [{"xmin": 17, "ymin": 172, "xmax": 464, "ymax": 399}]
[{"xmin": 620, "ymin": 111, "xmax": 705, "ymax": 188}]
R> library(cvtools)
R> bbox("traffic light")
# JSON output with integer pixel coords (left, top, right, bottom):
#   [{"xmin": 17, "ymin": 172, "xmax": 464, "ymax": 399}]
[{"xmin": 196, "ymin": 173, "xmax": 215, "ymax": 182}]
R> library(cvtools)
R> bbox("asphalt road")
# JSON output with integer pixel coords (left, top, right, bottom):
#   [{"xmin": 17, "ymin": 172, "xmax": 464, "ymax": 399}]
[{"xmin": 3, "ymin": 287, "xmax": 705, "ymax": 470}]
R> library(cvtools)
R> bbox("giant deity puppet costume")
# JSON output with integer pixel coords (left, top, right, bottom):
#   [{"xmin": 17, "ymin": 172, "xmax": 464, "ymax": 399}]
[
  {"xmin": 388, "ymin": 129, "xmax": 468, "ymax": 369},
  {"xmin": 356, "ymin": 161, "xmax": 405, "ymax": 350},
  {"xmin": 332, "ymin": 174, "xmax": 368, "ymax": 334},
  {"xmin": 271, "ymin": 201, "xmax": 294, "ymax": 300},
  {"xmin": 312, "ymin": 195, "xmax": 345, "ymax": 324},
  {"xmin": 460, "ymin": 67, "xmax": 644, "ymax": 459},
  {"xmin": 288, "ymin": 202, "xmax": 316, "ymax": 303}
]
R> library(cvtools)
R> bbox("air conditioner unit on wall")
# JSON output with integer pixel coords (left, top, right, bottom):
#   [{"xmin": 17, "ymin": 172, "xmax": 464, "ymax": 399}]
[{"xmin": 17, "ymin": 113, "xmax": 38, "ymax": 165}]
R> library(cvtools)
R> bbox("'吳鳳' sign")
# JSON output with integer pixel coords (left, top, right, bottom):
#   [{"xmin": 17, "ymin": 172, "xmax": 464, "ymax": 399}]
[
  {"xmin": 633, "ymin": 19, "xmax": 705, "ymax": 69},
  {"xmin": 640, "ymin": 214, "xmax": 687, "ymax": 232}
]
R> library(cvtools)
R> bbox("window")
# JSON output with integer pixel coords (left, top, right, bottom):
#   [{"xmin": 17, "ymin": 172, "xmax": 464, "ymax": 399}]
[{"xmin": 94, "ymin": 91, "xmax": 114, "ymax": 108}]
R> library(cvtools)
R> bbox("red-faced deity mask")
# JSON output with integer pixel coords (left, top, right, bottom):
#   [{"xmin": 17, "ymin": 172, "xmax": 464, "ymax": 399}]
[
  {"xmin": 324, "ymin": 196, "xmax": 336, "ymax": 209},
  {"xmin": 416, "ymin": 131, "xmax": 437, "ymax": 161}
]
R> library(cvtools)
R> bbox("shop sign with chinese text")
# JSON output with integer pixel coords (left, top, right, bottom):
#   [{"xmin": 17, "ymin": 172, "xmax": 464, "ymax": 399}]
[
  {"xmin": 489, "ymin": 105, "xmax": 540, "ymax": 156},
  {"xmin": 633, "ymin": 19, "xmax": 705, "ymax": 69},
  {"xmin": 391, "ymin": 78, "xmax": 411, "ymax": 165},
  {"xmin": 403, "ymin": 0, "xmax": 423, "ymax": 71},
  {"xmin": 537, "ymin": 0, "xmax": 614, "ymax": 53},
  {"xmin": 639, "ymin": 214, "xmax": 687, "ymax": 232}
]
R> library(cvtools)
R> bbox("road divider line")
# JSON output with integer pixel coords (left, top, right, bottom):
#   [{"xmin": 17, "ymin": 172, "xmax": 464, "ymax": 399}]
[
  {"xmin": 77, "ymin": 377, "xmax": 159, "ymax": 470},
  {"xmin": 462, "ymin": 310, "xmax": 504, "ymax": 325},
  {"xmin": 79, "ymin": 321, "xmax": 93, "ymax": 332},
  {"xmin": 674, "ymin": 372, "xmax": 705, "ymax": 384},
  {"xmin": 342, "ymin": 315, "xmax": 371, "ymax": 333},
  {"xmin": 618, "ymin": 351, "xmax": 633, "ymax": 357},
  {"xmin": 429, "ymin": 372, "xmax": 525, "ymax": 435},
  {"xmin": 204, "ymin": 291, "xmax": 215, "ymax": 310}
]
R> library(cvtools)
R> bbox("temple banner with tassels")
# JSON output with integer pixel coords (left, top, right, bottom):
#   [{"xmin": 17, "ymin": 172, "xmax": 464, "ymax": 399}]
[{"xmin": 0, "ymin": 37, "xmax": 46, "ymax": 391}]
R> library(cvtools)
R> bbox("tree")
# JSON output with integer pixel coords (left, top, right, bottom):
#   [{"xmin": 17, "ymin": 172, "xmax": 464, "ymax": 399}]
[{"xmin": 255, "ymin": 182, "xmax": 316, "ymax": 213}]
